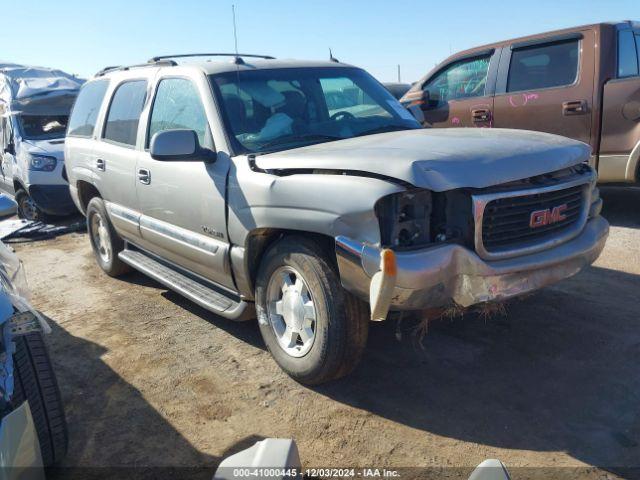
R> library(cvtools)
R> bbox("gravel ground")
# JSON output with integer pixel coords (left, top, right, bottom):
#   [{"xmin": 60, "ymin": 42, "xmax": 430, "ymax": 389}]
[{"xmin": 10, "ymin": 187, "xmax": 640, "ymax": 480}]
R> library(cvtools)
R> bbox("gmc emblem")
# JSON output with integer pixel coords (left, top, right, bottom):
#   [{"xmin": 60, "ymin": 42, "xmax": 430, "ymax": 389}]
[{"xmin": 529, "ymin": 204, "xmax": 568, "ymax": 228}]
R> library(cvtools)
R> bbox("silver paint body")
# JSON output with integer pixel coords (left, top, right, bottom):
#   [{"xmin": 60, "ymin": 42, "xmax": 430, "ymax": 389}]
[{"xmin": 64, "ymin": 59, "xmax": 609, "ymax": 315}]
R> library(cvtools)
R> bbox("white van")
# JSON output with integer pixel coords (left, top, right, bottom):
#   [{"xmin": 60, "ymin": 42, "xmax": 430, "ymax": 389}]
[{"xmin": 0, "ymin": 64, "xmax": 83, "ymax": 220}]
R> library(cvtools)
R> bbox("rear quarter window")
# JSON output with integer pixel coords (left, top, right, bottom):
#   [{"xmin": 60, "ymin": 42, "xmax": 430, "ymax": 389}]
[
  {"xmin": 507, "ymin": 39, "xmax": 579, "ymax": 92},
  {"xmin": 617, "ymin": 30, "xmax": 639, "ymax": 78},
  {"xmin": 67, "ymin": 80, "xmax": 110, "ymax": 137},
  {"xmin": 103, "ymin": 80, "xmax": 148, "ymax": 146}
]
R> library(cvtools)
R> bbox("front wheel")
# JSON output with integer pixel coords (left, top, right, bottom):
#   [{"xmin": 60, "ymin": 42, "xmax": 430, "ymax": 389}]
[
  {"xmin": 16, "ymin": 189, "xmax": 45, "ymax": 221},
  {"xmin": 255, "ymin": 236, "xmax": 369, "ymax": 385}
]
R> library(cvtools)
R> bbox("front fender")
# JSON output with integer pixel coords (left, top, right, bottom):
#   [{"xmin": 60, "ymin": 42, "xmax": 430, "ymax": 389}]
[{"xmin": 228, "ymin": 164, "xmax": 405, "ymax": 247}]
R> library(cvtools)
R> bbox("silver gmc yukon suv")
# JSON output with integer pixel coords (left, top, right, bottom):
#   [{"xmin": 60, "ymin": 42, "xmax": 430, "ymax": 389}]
[{"xmin": 65, "ymin": 54, "xmax": 609, "ymax": 385}]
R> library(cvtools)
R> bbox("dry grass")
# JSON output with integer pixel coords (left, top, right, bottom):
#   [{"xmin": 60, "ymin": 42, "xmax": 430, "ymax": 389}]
[{"xmin": 411, "ymin": 302, "xmax": 507, "ymax": 348}]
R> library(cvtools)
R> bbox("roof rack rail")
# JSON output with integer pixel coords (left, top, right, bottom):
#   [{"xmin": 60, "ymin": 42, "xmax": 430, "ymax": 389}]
[
  {"xmin": 148, "ymin": 53, "xmax": 276, "ymax": 65},
  {"xmin": 95, "ymin": 59, "xmax": 177, "ymax": 77}
]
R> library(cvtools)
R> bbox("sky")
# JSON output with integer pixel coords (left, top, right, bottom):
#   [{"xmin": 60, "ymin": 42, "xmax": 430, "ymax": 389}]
[{"xmin": 0, "ymin": 0, "xmax": 637, "ymax": 83}]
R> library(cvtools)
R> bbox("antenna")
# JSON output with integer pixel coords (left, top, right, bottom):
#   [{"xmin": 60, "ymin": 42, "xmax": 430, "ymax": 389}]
[
  {"xmin": 329, "ymin": 48, "xmax": 339, "ymax": 63},
  {"xmin": 232, "ymin": 5, "xmax": 244, "ymax": 65},
  {"xmin": 397, "ymin": 64, "xmax": 401, "ymax": 83}
]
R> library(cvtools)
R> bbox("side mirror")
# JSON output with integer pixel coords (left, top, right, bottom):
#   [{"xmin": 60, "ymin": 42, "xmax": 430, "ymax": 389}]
[{"xmin": 150, "ymin": 129, "xmax": 213, "ymax": 162}]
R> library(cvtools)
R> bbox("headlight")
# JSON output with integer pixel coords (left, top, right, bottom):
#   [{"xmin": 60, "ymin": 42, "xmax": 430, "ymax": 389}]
[
  {"xmin": 375, "ymin": 189, "xmax": 432, "ymax": 249},
  {"xmin": 29, "ymin": 155, "xmax": 57, "ymax": 172}
]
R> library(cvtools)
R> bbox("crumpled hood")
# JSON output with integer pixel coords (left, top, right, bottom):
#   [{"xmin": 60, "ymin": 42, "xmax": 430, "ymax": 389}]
[
  {"xmin": 21, "ymin": 138, "xmax": 65, "ymax": 161},
  {"xmin": 255, "ymin": 128, "xmax": 591, "ymax": 191}
]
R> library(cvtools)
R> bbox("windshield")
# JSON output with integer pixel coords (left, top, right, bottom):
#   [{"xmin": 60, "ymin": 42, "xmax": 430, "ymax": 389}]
[
  {"xmin": 19, "ymin": 114, "xmax": 69, "ymax": 140},
  {"xmin": 210, "ymin": 67, "xmax": 420, "ymax": 154}
]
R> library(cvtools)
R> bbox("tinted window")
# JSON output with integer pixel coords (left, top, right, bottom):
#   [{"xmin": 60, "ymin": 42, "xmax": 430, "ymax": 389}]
[
  {"xmin": 422, "ymin": 56, "xmax": 490, "ymax": 106},
  {"xmin": 148, "ymin": 78, "xmax": 212, "ymax": 148},
  {"xmin": 507, "ymin": 40, "xmax": 579, "ymax": 92},
  {"xmin": 67, "ymin": 80, "xmax": 109, "ymax": 137},
  {"xmin": 618, "ymin": 30, "xmax": 639, "ymax": 78},
  {"xmin": 103, "ymin": 80, "xmax": 147, "ymax": 146}
]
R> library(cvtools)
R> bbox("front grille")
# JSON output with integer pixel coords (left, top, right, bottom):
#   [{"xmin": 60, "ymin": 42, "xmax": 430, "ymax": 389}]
[{"xmin": 481, "ymin": 184, "xmax": 585, "ymax": 252}]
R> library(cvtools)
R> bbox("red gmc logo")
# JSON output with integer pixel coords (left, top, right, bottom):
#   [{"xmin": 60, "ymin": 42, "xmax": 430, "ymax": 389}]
[{"xmin": 529, "ymin": 204, "xmax": 568, "ymax": 228}]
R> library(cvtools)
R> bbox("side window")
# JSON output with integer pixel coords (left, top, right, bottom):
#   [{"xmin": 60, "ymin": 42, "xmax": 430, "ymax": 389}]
[
  {"xmin": 67, "ymin": 79, "xmax": 109, "ymax": 137},
  {"xmin": 618, "ymin": 30, "xmax": 639, "ymax": 78},
  {"xmin": 422, "ymin": 56, "xmax": 490, "ymax": 106},
  {"xmin": 103, "ymin": 80, "xmax": 147, "ymax": 146},
  {"xmin": 507, "ymin": 39, "xmax": 579, "ymax": 92},
  {"xmin": 148, "ymin": 78, "xmax": 212, "ymax": 148}
]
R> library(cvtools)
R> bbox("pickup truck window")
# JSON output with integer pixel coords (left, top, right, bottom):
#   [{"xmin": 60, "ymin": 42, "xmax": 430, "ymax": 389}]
[
  {"xmin": 422, "ymin": 56, "xmax": 490, "ymax": 106},
  {"xmin": 148, "ymin": 78, "xmax": 212, "ymax": 149},
  {"xmin": 507, "ymin": 39, "xmax": 579, "ymax": 92},
  {"xmin": 618, "ymin": 30, "xmax": 639, "ymax": 78},
  {"xmin": 210, "ymin": 67, "xmax": 419, "ymax": 154},
  {"xmin": 103, "ymin": 80, "xmax": 147, "ymax": 146},
  {"xmin": 67, "ymin": 79, "xmax": 109, "ymax": 138}
]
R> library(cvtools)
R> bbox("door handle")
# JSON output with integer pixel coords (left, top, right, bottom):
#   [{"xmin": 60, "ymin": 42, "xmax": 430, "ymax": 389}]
[
  {"xmin": 562, "ymin": 100, "xmax": 588, "ymax": 116},
  {"xmin": 138, "ymin": 168, "xmax": 151, "ymax": 185},
  {"xmin": 471, "ymin": 108, "xmax": 492, "ymax": 123},
  {"xmin": 95, "ymin": 158, "xmax": 105, "ymax": 172}
]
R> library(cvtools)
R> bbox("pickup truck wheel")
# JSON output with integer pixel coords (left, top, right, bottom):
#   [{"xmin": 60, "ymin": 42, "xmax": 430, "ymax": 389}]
[
  {"xmin": 86, "ymin": 197, "xmax": 130, "ymax": 277},
  {"xmin": 16, "ymin": 189, "xmax": 45, "ymax": 222},
  {"xmin": 12, "ymin": 332, "xmax": 68, "ymax": 466},
  {"xmin": 256, "ymin": 236, "xmax": 369, "ymax": 385}
]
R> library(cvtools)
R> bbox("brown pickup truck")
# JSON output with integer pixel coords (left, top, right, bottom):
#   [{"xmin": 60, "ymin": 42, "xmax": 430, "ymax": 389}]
[{"xmin": 401, "ymin": 21, "xmax": 640, "ymax": 184}]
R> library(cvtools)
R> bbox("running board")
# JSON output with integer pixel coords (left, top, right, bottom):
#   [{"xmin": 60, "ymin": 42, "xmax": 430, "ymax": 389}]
[{"xmin": 118, "ymin": 249, "xmax": 253, "ymax": 320}]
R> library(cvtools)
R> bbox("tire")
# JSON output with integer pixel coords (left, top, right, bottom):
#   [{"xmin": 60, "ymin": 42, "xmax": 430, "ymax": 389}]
[
  {"xmin": 86, "ymin": 197, "xmax": 130, "ymax": 277},
  {"xmin": 16, "ymin": 189, "xmax": 45, "ymax": 222},
  {"xmin": 12, "ymin": 332, "xmax": 68, "ymax": 467},
  {"xmin": 255, "ymin": 236, "xmax": 369, "ymax": 385}
]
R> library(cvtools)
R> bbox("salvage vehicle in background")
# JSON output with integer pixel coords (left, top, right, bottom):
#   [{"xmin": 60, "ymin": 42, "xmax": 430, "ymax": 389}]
[
  {"xmin": 0, "ymin": 64, "xmax": 83, "ymax": 220},
  {"xmin": 65, "ymin": 54, "xmax": 608, "ymax": 385},
  {"xmin": 401, "ymin": 21, "xmax": 640, "ymax": 185},
  {"xmin": 0, "ymin": 241, "xmax": 68, "ymax": 473}
]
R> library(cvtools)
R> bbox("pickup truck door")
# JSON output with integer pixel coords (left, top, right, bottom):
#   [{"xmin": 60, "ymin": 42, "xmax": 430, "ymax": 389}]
[
  {"xmin": 135, "ymin": 76, "xmax": 233, "ymax": 289},
  {"xmin": 492, "ymin": 31, "xmax": 595, "ymax": 147},
  {"xmin": 416, "ymin": 49, "xmax": 500, "ymax": 128},
  {"xmin": 598, "ymin": 28, "xmax": 640, "ymax": 183}
]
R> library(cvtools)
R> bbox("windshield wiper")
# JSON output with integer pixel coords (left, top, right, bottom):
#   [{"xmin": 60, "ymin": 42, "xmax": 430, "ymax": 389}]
[
  {"xmin": 354, "ymin": 125, "xmax": 413, "ymax": 138},
  {"xmin": 259, "ymin": 133, "xmax": 344, "ymax": 151}
]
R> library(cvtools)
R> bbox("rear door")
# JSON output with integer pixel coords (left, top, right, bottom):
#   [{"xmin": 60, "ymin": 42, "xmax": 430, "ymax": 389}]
[
  {"xmin": 417, "ymin": 50, "xmax": 500, "ymax": 128},
  {"xmin": 135, "ymin": 73, "xmax": 233, "ymax": 289},
  {"xmin": 93, "ymin": 78, "xmax": 148, "ymax": 242},
  {"xmin": 492, "ymin": 31, "xmax": 595, "ymax": 146},
  {"xmin": 598, "ymin": 27, "xmax": 640, "ymax": 182}
]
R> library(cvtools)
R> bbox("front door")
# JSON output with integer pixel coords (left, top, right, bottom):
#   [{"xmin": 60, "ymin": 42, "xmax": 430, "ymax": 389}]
[
  {"xmin": 492, "ymin": 31, "xmax": 595, "ymax": 147},
  {"xmin": 135, "ymin": 76, "xmax": 232, "ymax": 289},
  {"xmin": 0, "ymin": 115, "xmax": 15, "ymax": 193},
  {"xmin": 418, "ymin": 51, "xmax": 499, "ymax": 128}
]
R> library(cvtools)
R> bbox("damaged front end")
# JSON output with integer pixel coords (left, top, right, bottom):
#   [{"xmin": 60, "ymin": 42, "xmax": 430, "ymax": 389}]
[{"xmin": 337, "ymin": 165, "xmax": 609, "ymax": 321}]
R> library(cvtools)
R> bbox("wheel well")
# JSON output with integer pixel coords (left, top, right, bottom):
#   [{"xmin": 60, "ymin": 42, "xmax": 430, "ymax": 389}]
[
  {"xmin": 13, "ymin": 179, "xmax": 25, "ymax": 194},
  {"xmin": 244, "ymin": 229, "xmax": 337, "ymax": 290},
  {"xmin": 76, "ymin": 181, "xmax": 102, "ymax": 214}
]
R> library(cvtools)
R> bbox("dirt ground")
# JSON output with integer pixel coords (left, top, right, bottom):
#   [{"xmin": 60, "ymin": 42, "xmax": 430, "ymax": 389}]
[{"xmin": 9, "ymin": 187, "xmax": 640, "ymax": 479}]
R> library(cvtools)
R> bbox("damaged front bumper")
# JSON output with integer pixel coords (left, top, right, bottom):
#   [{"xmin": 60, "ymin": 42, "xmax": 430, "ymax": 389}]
[{"xmin": 336, "ymin": 216, "xmax": 609, "ymax": 319}]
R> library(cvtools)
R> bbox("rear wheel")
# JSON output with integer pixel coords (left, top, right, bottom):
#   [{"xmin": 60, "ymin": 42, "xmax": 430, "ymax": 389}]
[
  {"xmin": 86, "ymin": 197, "xmax": 130, "ymax": 277},
  {"xmin": 255, "ymin": 236, "xmax": 369, "ymax": 385},
  {"xmin": 12, "ymin": 331, "xmax": 68, "ymax": 467},
  {"xmin": 16, "ymin": 189, "xmax": 45, "ymax": 222}
]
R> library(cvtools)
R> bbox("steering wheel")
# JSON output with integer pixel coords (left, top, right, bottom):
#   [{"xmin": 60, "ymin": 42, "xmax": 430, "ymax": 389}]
[{"xmin": 330, "ymin": 111, "xmax": 356, "ymax": 122}]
